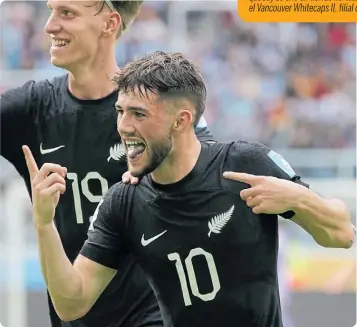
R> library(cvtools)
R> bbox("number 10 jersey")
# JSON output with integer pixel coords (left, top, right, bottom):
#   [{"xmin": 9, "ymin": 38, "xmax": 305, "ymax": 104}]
[{"xmin": 81, "ymin": 141, "xmax": 309, "ymax": 327}]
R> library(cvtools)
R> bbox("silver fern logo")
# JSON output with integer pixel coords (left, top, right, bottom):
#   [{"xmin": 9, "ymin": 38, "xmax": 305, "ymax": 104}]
[
  {"xmin": 208, "ymin": 205, "xmax": 234, "ymax": 237},
  {"xmin": 107, "ymin": 143, "xmax": 126, "ymax": 162}
]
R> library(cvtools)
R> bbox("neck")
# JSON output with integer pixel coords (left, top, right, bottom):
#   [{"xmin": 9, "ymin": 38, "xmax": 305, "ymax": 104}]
[
  {"xmin": 151, "ymin": 132, "xmax": 201, "ymax": 185},
  {"xmin": 67, "ymin": 45, "xmax": 119, "ymax": 100}
]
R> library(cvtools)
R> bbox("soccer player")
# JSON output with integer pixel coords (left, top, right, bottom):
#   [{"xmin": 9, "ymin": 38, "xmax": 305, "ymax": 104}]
[
  {"xmin": 0, "ymin": 2, "xmax": 214, "ymax": 327},
  {"xmin": 23, "ymin": 51, "xmax": 354, "ymax": 327}
]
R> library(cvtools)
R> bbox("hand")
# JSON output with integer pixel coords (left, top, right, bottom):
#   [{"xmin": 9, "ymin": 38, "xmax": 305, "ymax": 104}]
[
  {"xmin": 223, "ymin": 172, "xmax": 303, "ymax": 214},
  {"xmin": 122, "ymin": 171, "xmax": 139, "ymax": 185},
  {"xmin": 23, "ymin": 145, "xmax": 67, "ymax": 228}
]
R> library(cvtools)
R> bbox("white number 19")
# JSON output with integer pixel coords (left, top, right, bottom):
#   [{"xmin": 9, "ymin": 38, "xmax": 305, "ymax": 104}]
[{"xmin": 67, "ymin": 172, "xmax": 108, "ymax": 224}]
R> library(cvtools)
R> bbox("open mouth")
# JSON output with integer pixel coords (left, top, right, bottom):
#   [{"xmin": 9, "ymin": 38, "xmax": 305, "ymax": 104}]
[
  {"xmin": 52, "ymin": 39, "xmax": 70, "ymax": 48},
  {"xmin": 126, "ymin": 141, "xmax": 146, "ymax": 160}
]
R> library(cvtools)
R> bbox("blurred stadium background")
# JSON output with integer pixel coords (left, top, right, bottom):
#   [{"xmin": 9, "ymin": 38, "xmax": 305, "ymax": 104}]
[{"xmin": 0, "ymin": 1, "xmax": 356, "ymax": 327}]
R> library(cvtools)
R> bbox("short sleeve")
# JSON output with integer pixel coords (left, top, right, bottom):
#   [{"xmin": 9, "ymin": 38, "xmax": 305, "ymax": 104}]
[
  {"xmin": 80, "ymin": 183, "xmax": 129, "ymax": 269},
  {"xmin": 1, "ymin": 81, "xmax": 39, "ymax": 176},
  {"xmin": 194, "ymin": 116, "xmax": 216, "ymax": 142},
  {"xmin": 225, "ymin": 141, "xmax": 309, "ymax": 219}
]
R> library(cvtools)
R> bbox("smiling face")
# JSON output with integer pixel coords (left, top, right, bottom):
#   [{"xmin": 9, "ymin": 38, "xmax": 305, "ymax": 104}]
[
  {"xmin": 116, "ymin": 89, "xmax": 174, "ymax": 178},
  {"xmin": 113, "ymin": 51, "xmax": 208, "ymax": 178},
  {"xmin": 44, "ymin": 0, "xmax": 117, "ymax": 70}
]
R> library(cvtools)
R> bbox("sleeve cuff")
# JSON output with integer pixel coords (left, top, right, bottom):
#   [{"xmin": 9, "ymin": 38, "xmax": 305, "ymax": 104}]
[
  {"xmin": 280, "ymin": 176, "xmax": 310, "ymax": 219},
  {"xmin": 80, "ymin": 243, "xmax": 119, "ymax": 270}
]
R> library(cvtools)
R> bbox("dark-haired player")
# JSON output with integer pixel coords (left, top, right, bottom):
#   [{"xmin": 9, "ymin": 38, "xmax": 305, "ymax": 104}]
[
  {"xmin": 0, "ymin": 2, "xmax": 214, "ymax": 327},
  {"xmin": 23, "ymin": 51, "xmax": 354, "ymax": 327}
]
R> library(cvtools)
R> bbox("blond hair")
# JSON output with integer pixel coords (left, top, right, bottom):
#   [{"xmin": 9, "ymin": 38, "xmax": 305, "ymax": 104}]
[{"xmin": 111, "ymin": 0, "xmax": 143, "ymax": 37}]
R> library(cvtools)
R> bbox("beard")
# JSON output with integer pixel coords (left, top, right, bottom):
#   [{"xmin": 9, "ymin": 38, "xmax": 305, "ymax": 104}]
[{"xmin": 129, "ymin": 132, "xmax": 173, "ymax": 178}]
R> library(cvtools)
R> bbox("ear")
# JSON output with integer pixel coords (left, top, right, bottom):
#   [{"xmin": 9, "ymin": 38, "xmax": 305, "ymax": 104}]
[
  {"xmin": 104, "ymin": 11, "xmax": 121, "ymax": 37},
  {"xmin": 173, "ymin": 110, "xmax": 193, "ymax": 132}
]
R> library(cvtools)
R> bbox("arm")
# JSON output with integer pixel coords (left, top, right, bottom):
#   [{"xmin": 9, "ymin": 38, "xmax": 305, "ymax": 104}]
[
  {"xmin": 23, "ymin": 147, "xmax": 125, "ymax": 321},
  {"xmin": 223, "ymin": 141, "xmax": 354, "ymax": 249},
  {"xmin": 1, "ymin": 82, "xmax": 49, "ymax": 286},
  {"xmin": 290, "ymin": 189, "xmax": 354, "ymax": 248},
  {"xmin": 1, "ymin": 81, "xmax": 38, "ymax": 169},
  {"xmin": 36, "ymin": 222, "xmax": 116, "ymax": 321}
]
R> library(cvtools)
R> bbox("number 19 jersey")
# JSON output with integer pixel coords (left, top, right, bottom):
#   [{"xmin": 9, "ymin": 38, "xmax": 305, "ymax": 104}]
[{"xmin": 0, "ymin": 75, "xmax": 215, "ymax": 327}]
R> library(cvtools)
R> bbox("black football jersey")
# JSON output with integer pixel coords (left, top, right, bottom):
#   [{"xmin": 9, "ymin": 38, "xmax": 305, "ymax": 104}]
[
  {"xmin": 0, "ymin": 75, "xmax": 215, "ymax": 327},
  {"xmin": 81, "ymin": 141, "xmax": 309, "ymax": 327}
]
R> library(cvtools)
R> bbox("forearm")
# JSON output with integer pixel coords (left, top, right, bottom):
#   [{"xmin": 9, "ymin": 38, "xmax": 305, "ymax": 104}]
[
  {"xmin": 291, "ymin": 186, "xmax": 354, "ymax": 248},
  {"xmin": 38, "ymin": 245, "xmax": 48, "ymax": 284},
  {"xmin": 36, "ymin": 222, "xmax": 86, "ymax": 319}
]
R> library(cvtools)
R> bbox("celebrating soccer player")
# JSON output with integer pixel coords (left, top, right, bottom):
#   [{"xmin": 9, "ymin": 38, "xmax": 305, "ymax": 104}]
[
  {"xmin": 0, "ymin": 2, "xmax": 214, "ymax": 327},
  {"xmin": 23, "ymin": 51, "xmax": 354, "ymax": 327}
]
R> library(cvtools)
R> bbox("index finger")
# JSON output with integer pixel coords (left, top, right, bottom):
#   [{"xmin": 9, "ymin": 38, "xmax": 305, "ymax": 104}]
[
  {"xmin": 222, "ymin": 172, "xmax": 259, "ymax": 186},
  {"xmin": 22, "ymin": 145, "xmax": 39, "ymax": 180}
]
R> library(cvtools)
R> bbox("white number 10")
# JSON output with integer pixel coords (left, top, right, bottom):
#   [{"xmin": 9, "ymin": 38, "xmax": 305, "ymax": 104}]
[
  {"xmin": 67, "ymin": 172, "xmax": 108, "ymax": 224},
  {"xmin": 168, "ymin": 248, "xmax": 221, "ymax": 306}
]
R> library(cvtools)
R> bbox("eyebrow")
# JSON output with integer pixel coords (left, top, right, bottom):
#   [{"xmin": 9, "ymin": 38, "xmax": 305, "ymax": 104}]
[
  {"xmin": 47, "ymin": 2, "xmax": 79, "ymax": 11},
  {"xmin": 115, "ymin": 105, "xmax": 148, "ymax": 112},
  {"xmin": 47, "ymin": 4, "xmax": 74, "ymax": 11}
]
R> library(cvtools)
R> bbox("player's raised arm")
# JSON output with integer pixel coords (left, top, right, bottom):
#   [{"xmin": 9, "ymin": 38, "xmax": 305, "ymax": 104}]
[
  {"xmin": 288, "ymin": 188, "xmax": 353, "ymax": 248},
  {"xmin": 223, "ymin": 141, "xmax": 354, "ymax": 249},
  {"xmin": 23, "ymin": 146, "xmax": 118, "ymax": 321}
]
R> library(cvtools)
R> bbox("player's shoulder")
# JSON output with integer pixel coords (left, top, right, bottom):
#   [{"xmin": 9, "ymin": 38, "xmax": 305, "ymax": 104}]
[
  {"xmin": 30, "ymin": 74, "xmax": 67, "ymax": 101},
  {"xmin": 106, "ymin": 181, "xmax": 131, "ymax": 201},
  {"xmin": 6, "ymin": 74, "xmax": 68, "ymax": 119},
  {"xmin": 34, "ymin": 74, "xmax": 68, "ymax": 119},
  {"xmin": 223, "ymin": 140, "xmax": 298, "ymax": 179},
  {"xmin": 223, "ymin": 140, "xmax": 275, "ymax": 175},
  {"xmin": 18, "ymin": 74, "xmax": 67, "ymax": 98},
  {"xmin": 205, "ymin": 140, "xmax": 270, "ymax": 162},
  {"xmin": 1, "ymin": 75, "xmax": 66, "ymax": 124},
  {"xmin": 37, "ymin": 74, "xmax": 67, "ymax": 91},
  {"xmin": 228, "ymin": 140, "xmax": 270, "ymax": 156},
  {"xmin": 106, "ymin": 178, "xmax": 155, "ymax": 207},
  {"xmin": 2, "ymin": 73, "xmax": 66, "ymax": 95}
]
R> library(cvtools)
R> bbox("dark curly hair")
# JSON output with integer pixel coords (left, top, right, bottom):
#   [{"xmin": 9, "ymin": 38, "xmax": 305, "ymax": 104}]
[{"xmin": 113, "ymin": 51, "xmax": 207, "ymax": 127}]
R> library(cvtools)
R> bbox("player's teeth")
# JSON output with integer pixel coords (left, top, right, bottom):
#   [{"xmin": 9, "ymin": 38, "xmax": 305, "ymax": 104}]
[
  {"xmin": 127, "ymin": 141, "xmax": 142, "ymax": 146},
  {"xmin": 53, "ymin": 40, "xmax": 69, "ymax": 47}
]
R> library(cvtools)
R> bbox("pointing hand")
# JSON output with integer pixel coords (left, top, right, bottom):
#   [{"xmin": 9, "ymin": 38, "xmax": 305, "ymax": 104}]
[{"xmin": 23, "ymin": 145, "xmax": 67, "ymax": 227}]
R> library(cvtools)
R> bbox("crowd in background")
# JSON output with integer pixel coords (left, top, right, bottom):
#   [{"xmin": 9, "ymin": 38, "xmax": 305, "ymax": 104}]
[
  {"xmin": 0, "ymin": 4, "xmax": 356, "ymax": 316},
  {"xmin": 1, "ymin": 2, "xmax": 356, "ymax": 149}
]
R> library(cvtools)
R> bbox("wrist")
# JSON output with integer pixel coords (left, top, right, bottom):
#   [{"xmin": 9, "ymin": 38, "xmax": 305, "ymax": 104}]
[
  {"xmin": 289, "ymin": 183, "xmax": 315, "ymax": 213},
  {"xmin": 35, "ymin": 220, "xmax": 56, "ymax": 233}
]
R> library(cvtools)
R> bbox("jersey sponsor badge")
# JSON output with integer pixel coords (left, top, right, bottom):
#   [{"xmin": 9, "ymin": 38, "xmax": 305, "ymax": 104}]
[{"xmin": 267, "ymin": 150, "xmax": 296, "ymax": 178}]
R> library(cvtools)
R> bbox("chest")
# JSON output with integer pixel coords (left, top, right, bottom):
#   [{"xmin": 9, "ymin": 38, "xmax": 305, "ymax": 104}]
[
  {"xmin": 129, "ymin": 190, "xmax": 277, "ymax": 271},
  {"xmin": 126, "ymin": 189, "xmax": 278, "ymax": 315},
  {"xmin": 33, "ymin": 107, "xmax": 127, "ymax": 241},
  {"xmin": 35, "ymin": 109, "xmax": 126, "ymax": 184}
]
